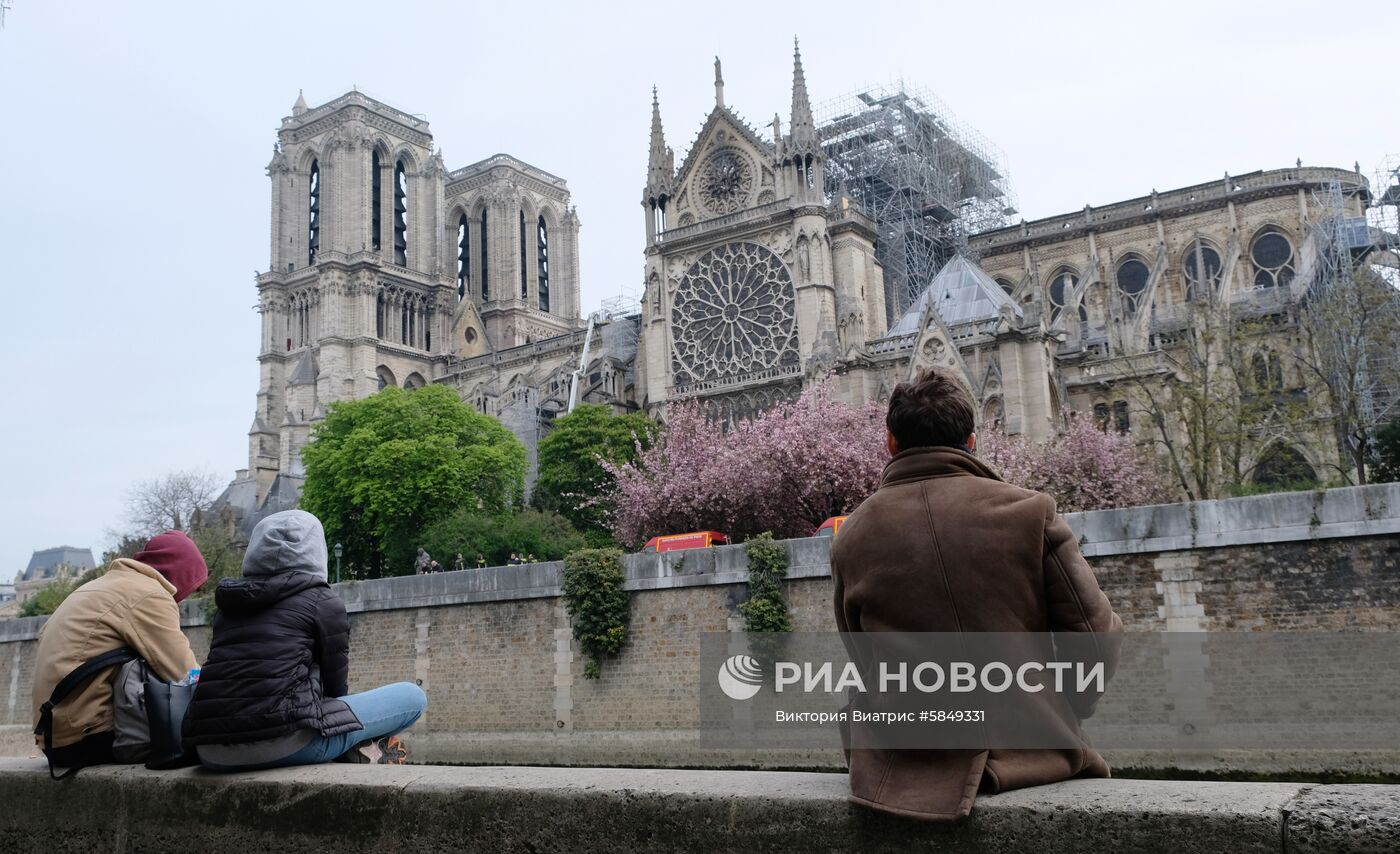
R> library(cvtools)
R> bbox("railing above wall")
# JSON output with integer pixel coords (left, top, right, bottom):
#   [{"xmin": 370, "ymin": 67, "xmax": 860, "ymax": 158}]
[{"xmin": 969, "ymin": 167, "xmax": 1368, "ymax": 254}]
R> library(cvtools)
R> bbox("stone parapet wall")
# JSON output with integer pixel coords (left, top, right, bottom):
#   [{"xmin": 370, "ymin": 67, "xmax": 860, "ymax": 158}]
[{"xmin": 1, "ymin": 484, "xmax": 1397, "ymax": 772}]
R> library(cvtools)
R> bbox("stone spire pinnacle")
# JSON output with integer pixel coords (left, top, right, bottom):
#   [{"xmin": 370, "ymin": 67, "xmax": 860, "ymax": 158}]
[
  {"xmin": 789, "ymin": 37, "xmax": 815, "ymax": 147},
  {"xmin": 714, "ymin": 56, "xmax": 725, "ymax": 109},
  {"xmin": 645, "ymin": 87, "xmax": 674, "ymax": 200},
  {"xmin": 292, "ymin": 89, "xmax": 308, "ymax": 116}
]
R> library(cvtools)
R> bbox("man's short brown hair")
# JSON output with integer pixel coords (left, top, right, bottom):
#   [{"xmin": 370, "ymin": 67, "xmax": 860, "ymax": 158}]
[{"xmin": 886, "ymin": 368, "xmax": 976, "ymax": 452}]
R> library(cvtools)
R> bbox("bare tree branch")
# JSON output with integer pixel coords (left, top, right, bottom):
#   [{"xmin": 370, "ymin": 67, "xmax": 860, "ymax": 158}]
[{"xmin": 123, "ymin": 469, "xmax": 222, "ymax": 537}]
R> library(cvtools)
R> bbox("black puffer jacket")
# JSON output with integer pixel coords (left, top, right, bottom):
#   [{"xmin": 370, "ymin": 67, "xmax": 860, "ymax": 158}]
[{"xmin": 184, "ymin": 512, "xmax": 361, "ymax": 745}]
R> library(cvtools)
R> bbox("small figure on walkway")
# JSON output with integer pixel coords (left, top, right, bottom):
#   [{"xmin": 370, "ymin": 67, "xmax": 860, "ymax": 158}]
[
  {"xmin": 508, "ymin": 553, "xmax": 522, "ymax": 566},
  {"xmin": 453, "ymin": 553, "xmax": 465, "ymax": 572},
  {"xmin": 525, "ymin": 553, "xmax": 536, "ymax": 564},
  {"xmin": 428, "ymin": 560, "xmax": 441, "ymax": 574},
  {"xmin": 475, "ymin": 553, "xmax": 486, "ymax": 569}
]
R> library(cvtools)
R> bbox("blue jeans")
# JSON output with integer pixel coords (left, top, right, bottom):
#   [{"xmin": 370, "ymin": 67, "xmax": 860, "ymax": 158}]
[{"xmin": 201, "ymin": 682, "xmax": 427, "ymax": 771}]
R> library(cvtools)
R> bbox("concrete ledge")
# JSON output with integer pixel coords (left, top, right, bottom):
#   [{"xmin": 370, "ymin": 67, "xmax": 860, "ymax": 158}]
[
  {"xmin": 0, "ymin": 758, "xmax": 1394, "ymax": 853},
  {"xmin": 1067, "ymin": 482, "xmax": 1400, "ymax": 557}
]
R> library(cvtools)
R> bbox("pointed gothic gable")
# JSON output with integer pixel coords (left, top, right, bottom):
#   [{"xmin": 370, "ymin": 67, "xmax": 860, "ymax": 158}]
[
  {"xmin": 449, "ymin": 296, "xmax": 491, "ymax": 359},
  {"xmin": 671, "ymin": 106, "xmax": 776, "ymax": 224},
  {"xmin": 905, "ymin": 294, "xmax": 976, "ymax": 393}
]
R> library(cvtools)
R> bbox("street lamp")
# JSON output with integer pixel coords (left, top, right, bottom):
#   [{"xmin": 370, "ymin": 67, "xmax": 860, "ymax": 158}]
[{"xmin": 334, "ymin": 542, "xmax": 343, "ymax": 584}]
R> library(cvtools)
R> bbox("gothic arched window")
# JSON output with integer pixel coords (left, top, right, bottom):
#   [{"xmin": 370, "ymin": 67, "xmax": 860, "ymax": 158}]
[
  {"xmin": 479, "ymin": 209, "xmax": 490, "ymax": 300},
  {"xmin": 307, "ymin": 159, "xmax": 320, "ymax": 266},
  {"xmin": 1183, "ymin": 239, "xmax": 1223, "ymax": 301},
  {"xmin": 1116, "ymin": 257, "xmax": 1151, "ymax": 316},
  {"xmin": 393, "ymin": 160, "xmax": 408, "ymax": 266},
  {"xmin": 1047, "ymin": 268, "xmax": 1079, "ymax": 324},
  {"xmin": 537, "ymin": 215, "xmax": 551, "ymax": 313},
  {"xmin": 519, "ymin": 210, "xmax": 528, "ymax": 299},
  {"xmin": 995, "ymin": 277, "xmax": 1015, "ymax": 296},
  {"xmin": 1251, "ymin": 228, "xmax": 1295, "ymax": 289},
  {"xmin": 371, "ymin": 151, "xmax": 382, "ymax": 252},
  {"xmin": 456, "ymin": 214, "xmax": 470, "ymax": 301},
  {"xmin": 1252, "ymin": 350, "xmax": 1284, "ymax": 392},
  {"xmin": 1253, "ymin": 443, "xmax": 1316, "ymax": 487}
]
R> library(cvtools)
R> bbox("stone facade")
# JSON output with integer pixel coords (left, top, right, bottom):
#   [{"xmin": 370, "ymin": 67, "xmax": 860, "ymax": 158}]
[
  {"xmin": 636, "ymin": 51, "xmax": 889, "ymax": 422},
  {"xmin": 968, "ymin": 166, "xmax": 1372, "ymax": 470}
]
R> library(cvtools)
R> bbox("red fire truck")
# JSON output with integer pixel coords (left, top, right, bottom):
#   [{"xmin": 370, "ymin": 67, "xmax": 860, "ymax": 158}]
[{"xmin": 640, "ymin": 531, "xmax": 730, "ymax": 554}]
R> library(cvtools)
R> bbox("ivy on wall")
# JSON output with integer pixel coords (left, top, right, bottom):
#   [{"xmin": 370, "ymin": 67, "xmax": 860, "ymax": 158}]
[
  {"xmin": 740, "ymin": 533, "xmax": 792, "ymax": 633},
  {"xmin": 561, "ymin": 548, "xmax": 631, "ymax": 679}
]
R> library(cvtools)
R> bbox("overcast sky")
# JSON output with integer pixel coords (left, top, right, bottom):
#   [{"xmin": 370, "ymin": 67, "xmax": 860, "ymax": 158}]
[{"xmin": 1, "ymin": 0, "xmax": 1396, "ymax": 576}]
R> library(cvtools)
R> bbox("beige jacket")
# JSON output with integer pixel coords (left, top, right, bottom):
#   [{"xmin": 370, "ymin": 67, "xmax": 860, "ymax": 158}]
[{"xmin": 32, "ymin": 559, "xmax": 198, "ymax": 749}]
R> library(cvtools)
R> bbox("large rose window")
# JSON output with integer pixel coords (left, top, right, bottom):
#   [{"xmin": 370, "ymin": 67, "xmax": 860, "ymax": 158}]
[{"xmin": 670, "ymin": 242, "xmax": 798, "ymax": 385}]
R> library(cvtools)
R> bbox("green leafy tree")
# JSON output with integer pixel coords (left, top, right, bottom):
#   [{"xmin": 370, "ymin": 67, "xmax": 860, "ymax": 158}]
[
  {"xmin": 420, "ymin": 507, "xmax": 586, "ymax": 568},
  {"xmin": 299, "ymin": 385, "xmax": 526, "ymax": 577},
  {"xmin": 1373, "ymin": 416, "xmax": 1400, "ymax": 484},
  {"xmin": 533, "ymin": 404, "xmax": 657, "ymax": 544},
  {"xmin": 18, "ymin": 566, "xmax": 106, "ymax": 618}
]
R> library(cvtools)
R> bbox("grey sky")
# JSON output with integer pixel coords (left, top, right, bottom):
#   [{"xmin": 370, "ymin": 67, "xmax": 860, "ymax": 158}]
[{"xmin": 1, "ymin": 0, "xmax": 1395, "ymax": 575}]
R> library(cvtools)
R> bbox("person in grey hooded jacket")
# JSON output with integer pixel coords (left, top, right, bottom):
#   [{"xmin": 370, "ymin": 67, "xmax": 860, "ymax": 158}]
[{"xmin": 185, "ymin": 510, "xmax": 427, "ymax": 769}]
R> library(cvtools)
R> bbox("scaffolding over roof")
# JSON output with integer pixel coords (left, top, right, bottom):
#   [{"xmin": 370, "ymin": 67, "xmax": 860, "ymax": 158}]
[{"xmin": 815, "ymin": 82, "xmax": 1016, "ymax": 325}]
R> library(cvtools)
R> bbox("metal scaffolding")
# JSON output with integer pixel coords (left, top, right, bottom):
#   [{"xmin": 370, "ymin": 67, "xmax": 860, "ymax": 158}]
[
  {"xmin": 1301, "ymin": 165, "xmax": 1400, "ymax": 456},
  {"xmin": 815, "ymin": 83, "xmax": 1016, "ymax": 324}
]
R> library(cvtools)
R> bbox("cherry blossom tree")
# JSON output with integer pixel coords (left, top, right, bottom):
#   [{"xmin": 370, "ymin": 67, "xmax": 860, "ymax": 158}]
[
  {"xmin": 603, "ymin": 383, "xmax": 886, "ymax": 547},
  {"xmin": 978, "ymin": 413, "xmax": 1175, "ymax": 511},
  {"xmin": 606, "ymin": 386, "xmax": 1175, "ymax": 548}
]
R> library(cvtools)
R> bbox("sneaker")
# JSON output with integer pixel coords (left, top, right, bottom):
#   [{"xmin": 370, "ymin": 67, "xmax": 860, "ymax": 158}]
[
  {"xmin": 375, "ymin": 735, "xmax": 408, "ymax": 765},
  {"xmin": 333, "ymin": 735, "xmax": 408, "ymax": 765}
]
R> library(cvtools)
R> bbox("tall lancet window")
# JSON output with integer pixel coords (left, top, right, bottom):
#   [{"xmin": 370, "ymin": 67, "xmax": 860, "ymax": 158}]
[
  {"xmin": 371, "ymin": 151, "xmax": 382, "ymax": 252},
  {"xmin": 537, "ymin": 215, "xmax": 551, "ymax": 313},
  {"xmin": 456, "ymin": 214, "xmax": 471, "ymax": 301},
  {"xmin": 519, "ymin": 210, "xmax": 528, "ymax": 299},
  {"xmin": 307, "ymin": 160, "xmax": 320, "ymax": 265},
  {"xmin": 479, "ymin": 209, "xmax": 490, "ymax": 301},
  {"xmin": 393, "ymin": 160, "xmax": 408, "ymax": 266}
]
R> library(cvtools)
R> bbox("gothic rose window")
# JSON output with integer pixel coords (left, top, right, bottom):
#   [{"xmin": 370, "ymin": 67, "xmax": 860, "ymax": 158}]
[
  {"xmin": 699, "ymin": 149, "xmax": 754, "ymax": 214},
  {"xmin": 670, "ymin": 242, "xmax": 798, "ymax": 385}
]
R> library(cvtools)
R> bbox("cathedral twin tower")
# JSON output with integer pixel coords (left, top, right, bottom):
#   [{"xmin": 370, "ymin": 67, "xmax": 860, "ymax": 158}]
[{"xmin": 247, "ymin": 90, "xmax": 583, "ymax": 505}]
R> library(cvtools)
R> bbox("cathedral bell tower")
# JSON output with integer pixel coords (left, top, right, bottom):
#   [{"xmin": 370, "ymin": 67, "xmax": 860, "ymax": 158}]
[{"xmin": 250, "ymin": 90, "xmax": 454, "ymax": 504}]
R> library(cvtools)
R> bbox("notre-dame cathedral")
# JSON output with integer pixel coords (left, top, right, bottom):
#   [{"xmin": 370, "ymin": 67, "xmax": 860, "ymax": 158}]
[{"xmin": 216, "ymin": 45, "xmax": 1383, "ymax": 527}]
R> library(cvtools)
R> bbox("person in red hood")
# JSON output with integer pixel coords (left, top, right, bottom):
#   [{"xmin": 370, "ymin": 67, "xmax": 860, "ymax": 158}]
[{"xmin": 32, "ymin": 530, "xmax": 208, "ymax": 770}]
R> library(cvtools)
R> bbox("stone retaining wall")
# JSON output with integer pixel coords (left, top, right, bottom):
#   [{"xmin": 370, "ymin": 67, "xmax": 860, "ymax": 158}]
[{"xmin": 1, "ymin": 483, "xmax": 1397, "ymax": 773}]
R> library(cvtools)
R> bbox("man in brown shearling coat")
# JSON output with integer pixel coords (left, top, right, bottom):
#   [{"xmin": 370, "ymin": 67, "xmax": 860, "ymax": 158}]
[{"xmin": 831, "ymin": 368, "xmax": 1122, "ymax": 821}]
